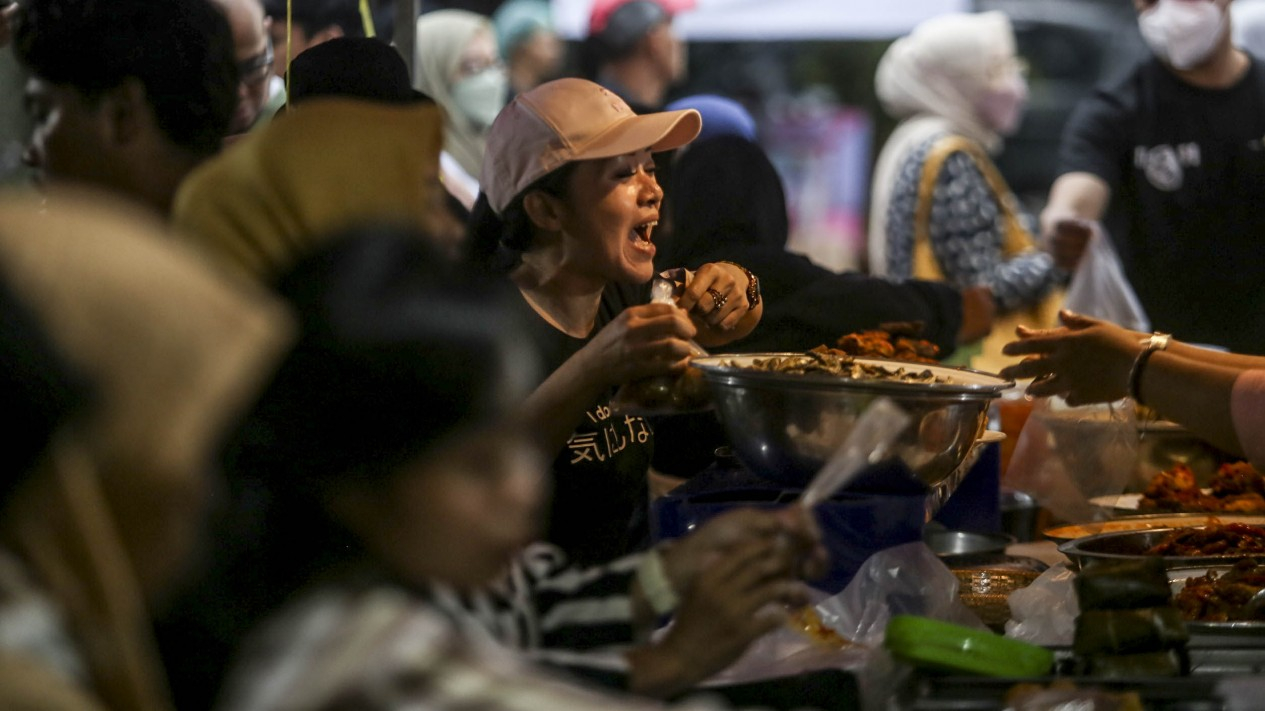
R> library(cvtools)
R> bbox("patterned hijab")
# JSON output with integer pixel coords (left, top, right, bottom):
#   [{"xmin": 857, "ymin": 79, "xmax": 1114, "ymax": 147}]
[
  {"xmin": 0, "ymin": 189, "xmax": 292, "ymax": 711},
  {"xmin": 869, "ymin": 11, "xmax": 1016, "ymax": 275}
]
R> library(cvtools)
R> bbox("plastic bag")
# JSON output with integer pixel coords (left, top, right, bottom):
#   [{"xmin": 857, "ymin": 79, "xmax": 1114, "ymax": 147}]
[
  {"xmin": 703, "ymin": 542, "xmax": 983, "ymax": 711},
  {"xmin": 1005, "ymin": 563, "xmax": 1079, "ymax": 646},
  {"xmin": 817, "ymin": 541, "xmax": 988, "ymax": 645},
  {"xmin": 611, "ymin": 274, "xmax": 712, "ymax": 416},
  {"xmin": 1004, "ymin": 397, "xmax": 1138, "ymax": 523},
  {"xmin": 1062, "ymin": 223, "xmax": 1150, "ymax": 332}
]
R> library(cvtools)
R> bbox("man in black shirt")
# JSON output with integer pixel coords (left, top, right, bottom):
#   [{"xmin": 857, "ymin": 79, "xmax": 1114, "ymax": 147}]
[{"xmin": 1044, "ymin": 0, "xmax": 1265, "ymax": 354}]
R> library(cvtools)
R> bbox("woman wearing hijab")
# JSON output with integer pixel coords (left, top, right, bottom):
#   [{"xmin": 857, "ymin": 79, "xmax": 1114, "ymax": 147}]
[
  {"xmin": 414, "ymin": 10, "xmax": 510, "ymax": 210},
  {"xmin": 869, "ymin": 11, "xmax": 1074, "ymax": 372},
  {"xmin": 661, "ymin": 131, "xmax": 988, "ymax": 356},
  {"xmin": 0, "ymin": 189, "xmax": 290, "ymax": 711}
]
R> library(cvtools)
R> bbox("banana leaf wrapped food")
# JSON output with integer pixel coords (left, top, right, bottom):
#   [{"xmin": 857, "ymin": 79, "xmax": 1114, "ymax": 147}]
[
  {"xmin": 1076, "ymin": 558, "xmax": 1171, "ymax": 611},
  {"xmin": 1073, "ymin": 607, "xmax": 1189, "ymax": 656}
]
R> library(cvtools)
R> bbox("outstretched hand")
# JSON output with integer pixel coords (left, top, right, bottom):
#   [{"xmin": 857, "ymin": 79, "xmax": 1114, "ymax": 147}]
[{"xmin": 999, "ymin": 309, "xmax": 1142, "ymax": 405}]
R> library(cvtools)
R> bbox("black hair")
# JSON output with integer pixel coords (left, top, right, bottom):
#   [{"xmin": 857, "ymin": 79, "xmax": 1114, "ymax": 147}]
[
  {"xmin": 14, "ymin": 0, "xmax": 238, "ymax": 158},
  {"xmin": 262, "ymin": 0, "xmax": 365, "ymax": 38},
  {"xmin": 465, "ymin": 161, "xmax": 579, "ymax": 274}
]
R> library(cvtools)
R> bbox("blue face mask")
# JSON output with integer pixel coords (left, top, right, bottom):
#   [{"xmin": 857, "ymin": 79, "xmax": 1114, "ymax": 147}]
[{"xmin": 450, "ymin": 67, "xmax": 509, "ymax": 131}]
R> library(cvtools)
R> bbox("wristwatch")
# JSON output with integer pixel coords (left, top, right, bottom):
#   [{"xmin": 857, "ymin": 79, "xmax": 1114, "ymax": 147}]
[{"xmin": 719, "ymin": 261, "xmax": 761, "ymax": 310}]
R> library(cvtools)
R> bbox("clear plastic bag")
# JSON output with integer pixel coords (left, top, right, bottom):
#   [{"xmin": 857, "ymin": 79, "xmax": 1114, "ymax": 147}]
[
  {"xmin": 611, "ymin": 275, "xmax": 712, "ymax": 416},
  {"xmin": 703, "ymin": 542, "xmax": 984, "ymax": 711},
  {"xmin": 1062, "ymin": 223, "xmax": 1150, "ymax": 332},
  {"xmin": 1004, "ymin": 397, "xmax": 1138, "ymax": 523},
  {"xmin": 1005, "ymin": 562, "xmax": 1079, "ymax": 646}
]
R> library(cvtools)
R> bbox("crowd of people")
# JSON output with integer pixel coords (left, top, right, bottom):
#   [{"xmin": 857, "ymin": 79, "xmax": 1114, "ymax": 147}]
[{"xmin": 2, "ymin": 0, "xmax": 1264, "ymax": 709}]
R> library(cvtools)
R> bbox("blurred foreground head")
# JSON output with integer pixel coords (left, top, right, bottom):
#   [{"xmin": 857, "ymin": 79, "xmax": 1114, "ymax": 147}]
[
  {"xmin": 0, "ymin": 188, "xmax": 292, "ymax": 710},
  {"xmin": 171, "ymin": 40, "xmax": 454, "ymax": 283},
  {"xmin": 14, "ymin": 0, "xmax": 238, "ymax": 214},
  {"xmin": 225, "ymin": 226, "xmax": 544, "ymax": 600}
]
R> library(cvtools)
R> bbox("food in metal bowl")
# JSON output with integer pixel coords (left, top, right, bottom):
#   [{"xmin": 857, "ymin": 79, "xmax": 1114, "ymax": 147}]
[
  {"xmin": 690, "ymin": 352, "xmax": 1011, "ymax": 488},
  {"xmin": 1172, "ymin": 559, "xmax": 1265, "ymax": 622},
  {"xmin": 730, "ymin": 346, "xmax": 951, "ymax": 384},
  {"xmin": 1144, "ymin": 522, "xmax": 1265, "ymax": 557},
  {"xmin": 1060, "ymin": 525, "xmax": 1265, "ymax": 570}
]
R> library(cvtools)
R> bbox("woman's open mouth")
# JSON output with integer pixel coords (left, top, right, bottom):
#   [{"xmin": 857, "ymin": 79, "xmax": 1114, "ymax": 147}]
[{"xmin": 631, "ymin": 220, "xmax": 658, "ymax": 253}]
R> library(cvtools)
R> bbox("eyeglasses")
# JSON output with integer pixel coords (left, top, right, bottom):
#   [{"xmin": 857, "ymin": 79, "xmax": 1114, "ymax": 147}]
[{"xmin": 238, "ymin": 39, "xmax": 274, "ymax": 88}]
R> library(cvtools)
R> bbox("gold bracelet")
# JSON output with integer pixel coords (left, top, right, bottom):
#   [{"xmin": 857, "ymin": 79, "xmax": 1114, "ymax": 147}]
[{"xmin": 718, "ymin": 261, "xmax": 760, "ymax": 310}]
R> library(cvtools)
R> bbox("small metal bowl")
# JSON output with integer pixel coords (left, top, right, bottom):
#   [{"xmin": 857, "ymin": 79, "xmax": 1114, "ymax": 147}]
[{"xmin": 925, "ymin": 530, "xmax": 1016, "ymax": 558}]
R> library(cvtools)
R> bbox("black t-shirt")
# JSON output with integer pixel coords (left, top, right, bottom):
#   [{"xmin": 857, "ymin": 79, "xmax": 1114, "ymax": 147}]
[
  {"xmin": 1059, "ymin": 56, "xmax": 1265, "ymax": 353},
  {"xmin": 513, "ymin": 280, "xmax": 655, "ymax": 565}
]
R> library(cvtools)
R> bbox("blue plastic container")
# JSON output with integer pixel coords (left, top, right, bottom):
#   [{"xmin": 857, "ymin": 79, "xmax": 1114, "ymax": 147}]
[{"xmin": 651, "ymin": 457, "xmax": 927, "ymax": 592}]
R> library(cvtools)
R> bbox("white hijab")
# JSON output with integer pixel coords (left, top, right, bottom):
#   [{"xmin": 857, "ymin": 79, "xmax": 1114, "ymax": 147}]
[{"xmin": 868, "ymin": 11, "xmax": 1016, "ymax": 276}]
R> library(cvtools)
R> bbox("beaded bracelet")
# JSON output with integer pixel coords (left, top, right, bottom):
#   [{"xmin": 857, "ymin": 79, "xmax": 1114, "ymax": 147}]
[
  {"xmin": 717, "ymin": 261, "xmax": 760, "ymax": 310},
  {"xmin": 1127, "ymin": 332, "xmax": 1170, "ymax": 405}
]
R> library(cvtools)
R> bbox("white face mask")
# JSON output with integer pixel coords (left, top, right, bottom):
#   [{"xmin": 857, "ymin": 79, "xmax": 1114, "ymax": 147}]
[
  {"xmin": 1138, "ymin": 0, "xmax": 1227, "ymax": 71},
  {"xmin": 977, "ymin": 72, "xmax": 1028, "ymax": 136},
  {"xmin": 450, "ymin": 67, "xmax": 509, "ymax": 131}
]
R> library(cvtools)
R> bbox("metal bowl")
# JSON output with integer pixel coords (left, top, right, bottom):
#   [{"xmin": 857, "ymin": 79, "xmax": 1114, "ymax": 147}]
[
  {"xmin": 691, "ymin": 354, "xmax": 1012, "ymax": 487},
  {"xmin": 1058, "ymin": 527, "xmax": 1265, "ymax": 570},
  {"xmin": 925, "ymin": 530, "xmax": 1016, "ymax": 558}
]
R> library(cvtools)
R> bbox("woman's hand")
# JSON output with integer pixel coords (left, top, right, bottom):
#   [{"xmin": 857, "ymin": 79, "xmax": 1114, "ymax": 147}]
[
  {"xmin": 584, "ymin": 303, "xmax": 699, "ymax": 387},
  {"xmin": 1046, "ymin": 219, "xmax": 1092, "ymax": 271},
  {"xmin": 675, "ymin": 262, "xmax": 763, "ymax": 346},
  {"xmin": 999, "ymin": 310, "xmax": 1143, "ymax": 405},
  {"xmin": 677, "ymin": 262, "xmax": 748, "ymax": 330}
]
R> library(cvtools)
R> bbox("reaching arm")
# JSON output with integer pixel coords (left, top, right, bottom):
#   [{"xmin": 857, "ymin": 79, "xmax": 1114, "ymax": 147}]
[
  {"xmin": 1000, "ymin": 311, "xmax": 1248, "ymax": 457},
  {"xmin": 1040, "ymin": 172, "xmax": 1111, "ymax": 238}
]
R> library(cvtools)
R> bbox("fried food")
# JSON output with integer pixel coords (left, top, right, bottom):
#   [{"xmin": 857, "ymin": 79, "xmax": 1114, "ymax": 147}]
[
  {"xmin": 1174, "ymin": 559, "xmax": 1265, "ymax": 622},
  {"xmin": 735, "ymin": 346, "xmax": 950, "ymax": 384},
  {"xmin": 834, "ymin": 322, "xmax": 940, "ymax": 364},
  {"xmin": 1140, "ymin": 462, "xmax": 1265, "ymax": 514},
  {"xmin": 1144, "ymin": 522, "xmax": 1265, "ymax": 557}
]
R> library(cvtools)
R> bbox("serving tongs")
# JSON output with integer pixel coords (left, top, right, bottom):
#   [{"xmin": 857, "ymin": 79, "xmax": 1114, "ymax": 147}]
[{"xmin": 798, "ymin": 397, "xmax": 911, "ymax": 508}]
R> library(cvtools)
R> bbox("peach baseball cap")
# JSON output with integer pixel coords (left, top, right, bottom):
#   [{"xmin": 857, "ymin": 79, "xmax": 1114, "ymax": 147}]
[{"xmin": 481, "ymin": 78, "xmax": 701, "ymax": 215}]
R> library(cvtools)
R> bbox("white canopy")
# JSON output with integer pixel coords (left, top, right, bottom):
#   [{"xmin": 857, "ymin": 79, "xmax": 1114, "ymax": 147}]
[{"xmin": 553, "ymin": 0, "xmax": 971, "ymax": 41}]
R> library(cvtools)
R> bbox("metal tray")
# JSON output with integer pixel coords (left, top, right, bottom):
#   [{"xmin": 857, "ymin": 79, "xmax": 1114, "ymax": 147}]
[
  {"xmin": 1058, "ymin": 527, "xmax": 1265, "ymax": 569},
  {"xmin": 1045, "ymin": 514, "xmax": 1265, "ymax": 544}
]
